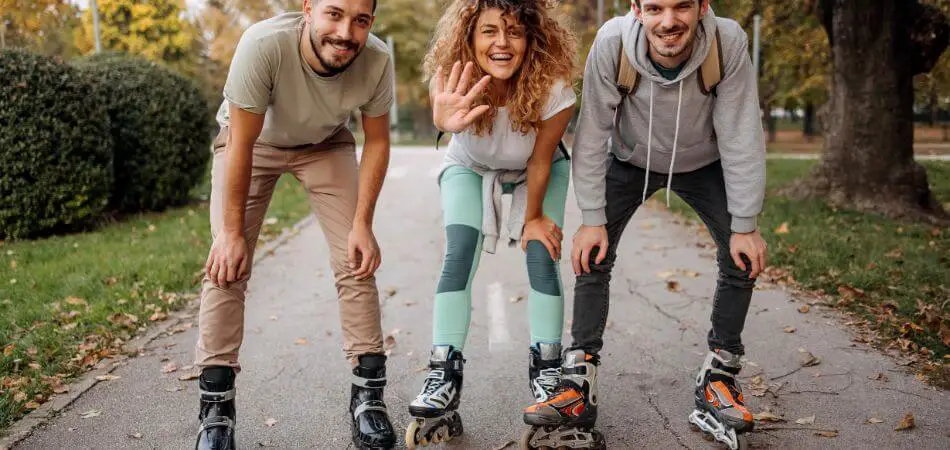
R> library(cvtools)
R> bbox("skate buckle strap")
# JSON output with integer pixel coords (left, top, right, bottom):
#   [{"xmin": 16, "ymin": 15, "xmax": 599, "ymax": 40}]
[
  {"xmin": 562, "ymin": 366, "xmax": 588, "ymax": 376},
  {"xmin": 198, "ymin": 415, "xmax": 235, "ymax": 433},
  {"xmin": 198, "ymin": 388, "xmax": 236, "ymax": 402},
  {"xmin": 432, "ymin": 359, "xmax": 464, "ymax": 372},
  {"xmin": 352, "ymin": 400, "xmax": 388, "ymax": 419},
  {"xmin": 352, "ymin": 375, "xmax": 387, "ymax": 388},
  {"xmin": 709, "ymin": 368, "xmax": 736, "ymax": 378}
]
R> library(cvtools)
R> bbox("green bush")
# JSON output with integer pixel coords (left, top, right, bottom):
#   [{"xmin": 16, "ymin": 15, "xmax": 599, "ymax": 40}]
[
  {"xmin": 75, "ymin": 52, "xmax": 212, "ymax": 213},
  {"xmin": 0, "ymin": 49, "xmax": 113, "ymax": 240}
]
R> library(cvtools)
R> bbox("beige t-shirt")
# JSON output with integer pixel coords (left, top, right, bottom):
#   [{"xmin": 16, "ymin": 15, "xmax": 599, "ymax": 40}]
[{"xmin": 215, "ymin": 12, "xmax": 394, "ymax": 148}]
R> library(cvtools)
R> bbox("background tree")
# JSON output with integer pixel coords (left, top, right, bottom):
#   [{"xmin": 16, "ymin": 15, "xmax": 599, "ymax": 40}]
[
  {"xmin": 787, "ymin": 0, "xmax": 950, "ymax": 223},
  {"xmin": 0, "ymin": 0, "xmax": 80, "ymax": 57}
]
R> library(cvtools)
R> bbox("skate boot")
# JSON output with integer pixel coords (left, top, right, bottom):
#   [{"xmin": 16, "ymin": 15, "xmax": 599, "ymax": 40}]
[
  {"xmin": 520, "ymin": 349, "xmax": 605, "ymax": 450},
  {"xmin": 688, "ymin": 349, "xmax": 753, "ymax": 450},
  {"xmin": 406, "ymin": 345, "xmax": 465, "ymax": 449},
  {"xmin": 194, "ymin": 366, "xmax": 236, "ymax": 450},
  {"xmin": 350, "ymin": 353, "xmax": 396, "ymax": 450},
  {"xmin": 527, "ymin": 343, "xmax": 562, "ymax": 404}
]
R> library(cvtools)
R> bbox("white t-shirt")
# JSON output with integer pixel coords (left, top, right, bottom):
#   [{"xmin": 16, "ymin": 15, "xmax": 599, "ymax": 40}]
[{"xmin": 445, "ymin": 79, "xmax": 577, "ymax": 171}]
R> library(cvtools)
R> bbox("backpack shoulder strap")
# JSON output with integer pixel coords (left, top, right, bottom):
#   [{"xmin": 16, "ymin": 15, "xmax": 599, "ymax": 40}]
[
  {"xmin": 697, "ymin": 28, "xmax": 725, "ymax": 96},
  {"xmin": 617, "ymin": 41, "xmax": 639, "ymax": 96}
]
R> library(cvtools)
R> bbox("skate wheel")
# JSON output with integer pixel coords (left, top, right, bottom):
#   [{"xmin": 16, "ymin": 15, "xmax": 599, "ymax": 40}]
[
  {"xmin": 736, "ymin": 434, "xmax": 749, "ymax": 450},
  {"xmin": 519, "ymin": 427, "xmax": 537, "ymax": 450},
  {"xmin": 405, "ymin": 421, "xmax": 420, "ymax": 450}
]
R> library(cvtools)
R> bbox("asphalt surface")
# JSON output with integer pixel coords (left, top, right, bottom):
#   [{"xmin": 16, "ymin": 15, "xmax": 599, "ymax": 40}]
[{"xmin": 10, "ymin": 147, "xmax": 949, "ymax": 449}]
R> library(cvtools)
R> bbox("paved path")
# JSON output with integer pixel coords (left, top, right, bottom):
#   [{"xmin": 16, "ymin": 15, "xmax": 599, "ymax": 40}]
[{"xmin": 8, "ymin": 148, "xmax": 948, "ymax": 449}]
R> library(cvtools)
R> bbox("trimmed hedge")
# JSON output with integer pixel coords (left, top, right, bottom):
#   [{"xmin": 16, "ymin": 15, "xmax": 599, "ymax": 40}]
[
  {"xmin": 75, "ymin": 52, "xmax": 212, "ymax": 213},
  {"xmin": 0, "ymin": 49, "xmax": 114, "ymax": 239}
]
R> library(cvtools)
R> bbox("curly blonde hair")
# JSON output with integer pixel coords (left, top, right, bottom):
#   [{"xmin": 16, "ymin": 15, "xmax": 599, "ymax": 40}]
[{"xmin": 423, "ymin": 0, "xmax": 578, "ymax": 136}]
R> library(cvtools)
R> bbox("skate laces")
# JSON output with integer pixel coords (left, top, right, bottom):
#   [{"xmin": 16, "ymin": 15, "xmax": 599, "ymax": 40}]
[
  {"xmin": 422, "ymin": 369, "xmax": 447, "ymax": 395},
  {"xmin": 534, "ymin": 368, "xmax": 561, "ymax": 398}
]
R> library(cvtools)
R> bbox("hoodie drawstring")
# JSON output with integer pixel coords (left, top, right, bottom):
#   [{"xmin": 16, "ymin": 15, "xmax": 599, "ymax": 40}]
[
  {"xmin": 642, "ymin": 81, "xmax": 654, "ymax": 204},
  {"xmin": 666, "ymin": 80, "xmax": 684, "ymax": 207},
  {"xmin": 642, "ymin": 79, "xmax": 684, "ymax": 207}
]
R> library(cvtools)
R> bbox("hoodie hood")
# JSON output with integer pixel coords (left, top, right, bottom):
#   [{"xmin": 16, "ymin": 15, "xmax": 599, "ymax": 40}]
[{"xmin": 621, "ymin": 6, "xmax": 720, "ymax": 86}]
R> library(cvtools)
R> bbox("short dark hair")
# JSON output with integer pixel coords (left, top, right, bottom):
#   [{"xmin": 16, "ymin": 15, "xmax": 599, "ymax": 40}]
[
  {"xmin": 315, "ymin": 0, "xmax": 377, "ymax": 13},
  {"xmin": 635, "ymin": 0, "xmax": 701, "ymax": 6}
]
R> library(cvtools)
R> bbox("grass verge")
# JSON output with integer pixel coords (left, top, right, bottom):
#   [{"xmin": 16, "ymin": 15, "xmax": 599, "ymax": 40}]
[
  {"xmin": 661, "ymin": 160, "xmax": 950, "ymax": 370},
  {"xmin": 0, "ymin": 173, "xmax": 311, "ymax": 434}
]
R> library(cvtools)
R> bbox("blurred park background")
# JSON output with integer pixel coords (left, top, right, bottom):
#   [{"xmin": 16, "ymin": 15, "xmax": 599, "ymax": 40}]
[{"xmin": 1, "ymin": 0, "xmax": 949, "ymax": 438}]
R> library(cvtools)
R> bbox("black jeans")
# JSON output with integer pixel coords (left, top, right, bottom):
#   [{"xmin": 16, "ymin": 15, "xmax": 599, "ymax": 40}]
[{"xmin": 569, "ymin": 156, "xmax": 755, "ymax": 356}]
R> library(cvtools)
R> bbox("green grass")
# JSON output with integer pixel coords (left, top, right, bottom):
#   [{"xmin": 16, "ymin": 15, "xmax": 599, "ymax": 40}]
[
  {"xmin": 0, "ymin": 173, "xmax": 311, "ymax": 434},
  {"xmin": 661, "ymin": 160, "xmax": 950, "ymax": 360}
]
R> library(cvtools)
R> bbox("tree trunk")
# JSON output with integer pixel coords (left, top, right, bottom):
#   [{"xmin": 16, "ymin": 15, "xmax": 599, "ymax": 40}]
[
  {"xmin": 790, "ymin": 0, "xmax": 949, "ymax": 223},
  {"xmin": 929, "ymin": 87, "xmax": 938, "ymax": 127},
  {"xmin": 766, "ymin": 107, "xmax": 777, "ymax": 143},
  {"xmin": 802, "ymin": 102, "xmax": 816, "ymax": 143}
]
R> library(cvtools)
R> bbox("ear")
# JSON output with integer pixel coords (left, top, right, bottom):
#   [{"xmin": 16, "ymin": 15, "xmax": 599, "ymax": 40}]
[
  {"xmin": 303, "ymin": 0, "xmax": 313, "ymax": 21},
  {"xmin": 630, "ymin": 1, "xmax": 642, "ymax": 20},
  {"xmin": 700, "ymin": 0, "xmax": 710, "ymax": 16}
]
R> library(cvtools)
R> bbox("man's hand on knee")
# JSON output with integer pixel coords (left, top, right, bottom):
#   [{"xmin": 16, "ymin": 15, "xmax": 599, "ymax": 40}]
[
  {"xmin": 572, "ymin": 225, "xmax": 608, "ymax": 276},
  {"xmin": 347, "ymin": 223, "xmax": 381, "ymax": 281},
  {"xmin": 730, "ymin": 229, "xmax": 768, "ymax": 279}
]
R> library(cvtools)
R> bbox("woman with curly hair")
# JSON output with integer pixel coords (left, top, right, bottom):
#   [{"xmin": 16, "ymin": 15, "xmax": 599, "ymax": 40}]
[{"xmin": 405, "ymin": 0, "xmax": 578, "ymax": 446}]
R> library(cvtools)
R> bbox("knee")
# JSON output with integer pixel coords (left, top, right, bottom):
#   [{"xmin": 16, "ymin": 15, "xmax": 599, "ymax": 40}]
[
  {"xmin": 525, "ymin": 241, "xmax": 560, "ymax": 296},
  {"xmin": 718, "ymin": 254, "xmax": 756, "ymax": 289},
  {"xmin": 437, "ymin": 224, "xmax": 480, "ymax": 293}
]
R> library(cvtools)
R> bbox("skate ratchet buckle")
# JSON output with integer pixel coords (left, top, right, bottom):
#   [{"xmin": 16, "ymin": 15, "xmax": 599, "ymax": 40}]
[{"xmin": 688, "ymin": 409, "xmax": 748, "ymax": 450}]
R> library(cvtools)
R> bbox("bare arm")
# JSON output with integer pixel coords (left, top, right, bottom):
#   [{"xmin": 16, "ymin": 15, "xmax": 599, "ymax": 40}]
[
  {"xmin": 354, "ymin": 113, "xmax": 391, "ymax": 227},
  {"xmin": 222, "ymin": 104, "xmax": 264, "ymax": 236},
  {"xmin": 525, "ymin": 108, "xmax": 573, "ymax": 222}
]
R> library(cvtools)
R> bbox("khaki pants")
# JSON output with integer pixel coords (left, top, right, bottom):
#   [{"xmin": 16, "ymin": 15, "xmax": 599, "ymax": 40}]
[{"xmin": 194, "ymin": 127, "xmax": 383, "ymax": 370}]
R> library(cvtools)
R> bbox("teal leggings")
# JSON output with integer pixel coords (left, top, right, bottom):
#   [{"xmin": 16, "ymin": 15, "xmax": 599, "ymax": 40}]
[{"xmin": 432, "ymin": 159, "xmax": 570, "ymax": 350}]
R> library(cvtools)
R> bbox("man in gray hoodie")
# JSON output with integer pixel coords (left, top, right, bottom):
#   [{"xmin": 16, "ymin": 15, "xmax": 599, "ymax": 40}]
[{"xmin": 525, "ymin": 1, "xmax": 766, "ymax": 446}]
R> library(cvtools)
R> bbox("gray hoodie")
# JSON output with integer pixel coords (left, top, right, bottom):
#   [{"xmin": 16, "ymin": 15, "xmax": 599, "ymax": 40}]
[{"xmin": 571, "ymin": 8, "xmax": 765, "ymax": 233}]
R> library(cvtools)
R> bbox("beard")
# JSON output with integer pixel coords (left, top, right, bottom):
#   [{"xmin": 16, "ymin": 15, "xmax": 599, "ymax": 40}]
[
  {"xmin": 309, "ymin": 30, "xmax": 362, "ymax": 76},
  {"xmin": 649, "ymin": 24, "xmax": 694, "ymax": 59}
]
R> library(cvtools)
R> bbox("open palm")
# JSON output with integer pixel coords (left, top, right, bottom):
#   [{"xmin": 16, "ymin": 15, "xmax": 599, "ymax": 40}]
[{"xmin": 432, "ymin": 61, "xmax": 493, "ymax": 133}]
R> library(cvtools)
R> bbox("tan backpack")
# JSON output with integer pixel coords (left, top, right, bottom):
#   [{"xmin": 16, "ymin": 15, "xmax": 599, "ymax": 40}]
[{"xmin": 616, "ymin": 28, "xmax": 725, "ymax": 97}]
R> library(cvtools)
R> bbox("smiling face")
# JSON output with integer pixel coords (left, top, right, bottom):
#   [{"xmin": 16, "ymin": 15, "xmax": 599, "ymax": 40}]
[
  {"xmin": 472, "ymin": 8, "xmax": 528, "ymax": 83},
  {"xmin": 303, "ymin": 0, "xmax": 375, "ymax": 76},
  {"xmin": 634, "ymin": 0, "xmax": 707, "ymax": 67}
]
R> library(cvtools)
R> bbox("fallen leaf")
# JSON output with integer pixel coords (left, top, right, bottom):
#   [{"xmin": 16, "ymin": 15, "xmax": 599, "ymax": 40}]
[
  {"xmin": 149, "ymin": 311, "xmax": 167, "ymax": 322},
  {"xmin": 258, "ymin": 441, "xmax": 277, "ymax": 448},
  {"xmin": 64, "ymin": 296, "xmax": 87, "ymax": 306},
  {"xmin": 639, "ymin": 223, "xmax": 655, "ymax": 230},
  {"xmin": 680, "ymin": 270, "xmax": 700, "ymax": 277},
  {"xmin": 867, "ymin": 418, "xmax": 884, "ymax": 424},
  {"xmin": 13, "ymin": 391, "xmax": 27, "ymax": 402},
  {"xmin": 264, "ymin": 417, "xmax": 277, "ymax": 427},
  {"xmin": 666, "ymin": 280, "xmax": 681, "ymax": 292},
  {"xmin": 798, "ymin": 304, "xmax": 811, "ymax": 314},
  {"xmin": 385, "ymin": 288, "xmax": 397, "ymax": 297},
  {"xmin": 491, "ymin": 440, "xmax": 516, "ymax": 450},
  {"xmin": 294, "ymin": 338, "xmax": 308, "ymax": 345},
  {"xmin": 269, "ymin": 315, "xmax": 278, "ymax": 321},
  {"xmin": 129, "ymin": 433, "xmax": 143, "ymax": 439},
  {"xmin": 179, "ymin": 371, "xmax": 199, "ymax": 381},
  {"xmin": 895, "ymin": 413, "xmax": 915, "ymax": 431},
  {"xmin": 25, "ymin": 401, "xmax": 41, "ymax": 409},
  {"xmin": 657, "ymin": 270, "xmax": 675, "ymax": 279},
  {"xmin": 80, "ymin": 409, "xmax": 102, "ymax": 419},
  {"xmin": 165, "ymin": 386, "xmax": 184, "ymax": 392},
  {"xmin": 28, "ymin": 363, "xmax": 41, "ymax": 370},
  {"xmin": 264, "ymin": 217, "xmax": 278, "ymax": 225},
  {"xmin": 95, "ymin": 375, "xmax": 121, "ymax": 381},
  {"xmin": 404, "ymin": 301, "xmax": 417, "ymax": 307},
  {"xmin": 3, "ymin": 343, "xmax": 14, "ymax": 356},
  {"xmin": 885, "ymin": 248, "xmax": 903, "ymax": 259},
  {"xmin": 384, "ymin": 335, "xmax": 397, "ymax": 350},
  {"xmin": 9, "ymin": 260, "xmax": 16, "ymax": 269},
  {"xmin": 161, "ymin": 363, "xmax": 178, "ymax": 374},
  {"xmin": 814, "ymin": 431, "xmax": 838, "ymax": 438},
  {"xmin": 775, "ymin": 222, "xmax": 790, "ymax": 234},
  {"xmin": 784, "ymin": 326, "xmax": 797, "ymax": 333},
  {"xmin": 799, "ymin": 349, "xmax": 821, "ymax": 367},
  {"xmin": 796, "ymin": 415, "xmax": 816, "ymax": 425},
  {"xmin": 753, "ymin": 411, "xmax": 785, "ymax": 422},
  {"xmin": 53, "ymin": 384, "xmax": 70, "ymax": 394},
  {"xmin": 509, "ymin": 295, "xmax": 524, "ymax": 303}
]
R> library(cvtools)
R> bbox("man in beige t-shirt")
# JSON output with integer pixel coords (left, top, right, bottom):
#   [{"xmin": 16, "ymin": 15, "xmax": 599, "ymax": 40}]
[{"xmin": 194, "ymin": 1, "xmax": 396, "ymax": 449}]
